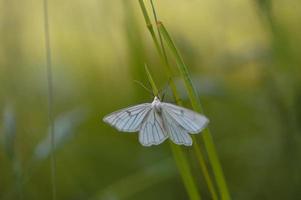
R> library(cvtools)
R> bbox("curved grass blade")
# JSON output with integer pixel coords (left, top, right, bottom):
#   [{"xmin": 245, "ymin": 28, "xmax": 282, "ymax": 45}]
[
  {"xmin": 148, "ymin": 1, "xmax": 218, "ymax": 199},
  {"xmin": 144, "ymin": 64, "xmax": 202, "ymax": 200},
  {"xmin": 158, "ymin": 22, "xmax": 231, "ymax": 200},
  {"xmin": 42, "ymin": 0, "xmax": 56, "ymax": 198}
]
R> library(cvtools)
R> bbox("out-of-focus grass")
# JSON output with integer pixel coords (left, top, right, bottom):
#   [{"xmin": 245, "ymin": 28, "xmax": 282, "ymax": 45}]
[{"xmin": 1, "ymin": 0, "xmax": 301, "ymax": 199}]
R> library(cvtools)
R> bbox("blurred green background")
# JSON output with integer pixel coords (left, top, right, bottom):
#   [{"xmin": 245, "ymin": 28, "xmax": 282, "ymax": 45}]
[{"xmin": 1, "ymin": 0, "xmax": 301, "ymax": 199}]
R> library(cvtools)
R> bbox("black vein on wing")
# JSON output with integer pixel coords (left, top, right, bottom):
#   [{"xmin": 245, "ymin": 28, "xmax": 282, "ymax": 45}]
[
  {"xmin": 172, "ymin": 110, "xmax": 198, "ymax": 131},
  {"xmin": 140, "ymin": 109, "xmax": 165, "ymax": 145},
  {"xmin": 152, "ymin": 111, "xmax": 157, "ymax": 142},
  {"xmin": 122, "ymin": 108, "xmax": 148, "ymax": 130},
  {"xmin": 127, "ymin": 108, "xmax": 150, "ymax": 130},
  {"xmin": 146, "ymin": 123, "xmax": 149, "ymax": 144},
  {"xmin": 172, "ymin": 122, "xmax": 187, "ymax": 144},
  {"xmin": 170, "ymin": 122, "xmax": 181, "ymax": 143},
  {"xmin": 107, "ymin": 105, "xmax": 149, "ymax": 129},
  {"xmin": 164, "ymin": 110, "xmax": 189, "ymax": 145},
  {"xmin": 111, "ymin": 111, "xmax": 128, "ymax": 127},
  {"xmin": 154, "ymin": 111, "xmax": 165, "ymax": 140},
  {"xmin": 165, "ymin": 108, "xmax": 198, "ymax": 131},
  {"xmin": 106, "ymin": 104, "xmax": 148, "ymax": 123},
  {"xmin": 119, "ymin": 113, "xmax": 132, "ymax": 130}
]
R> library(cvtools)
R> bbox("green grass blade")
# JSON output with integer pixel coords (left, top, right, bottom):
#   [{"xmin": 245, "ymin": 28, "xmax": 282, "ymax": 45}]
[
  {"xmin": 139, "ymin": 2, "xmax": 210, "ymax": 199},
  {"xmin": 158, "ymin": 22, "xmax": 231, "ymax": 200},
  {"xmin": 138, "ymin": 0, "xmax": 162, "ymax": 55},
  {"xmin": 138, "ymin": 0, "xmax": 181, "ymax": 104},
  {"xmin": 192, "ymin": 141, "xmax": 218, "ymax": 200},
  {"xmin": 170, "ymin": 144, "xmax": 202, "ymax": 200},
  {"xmin": 147, "ymin": 1, "xmax": 218, "ymax": 199},
  {"xmin": 144, "ymin": 65, "xmax": 201, "ymax": 200},
  {"xmin": 43, "ymin": 0, "xmax": 57, "ymax": 199},
  {"xmin": 144, "ymin": 64, "xmax": 159, "ymax": 96},
  {"xmin": 157, "ymin": 22, "xmax": 200, "ymax": 110}
]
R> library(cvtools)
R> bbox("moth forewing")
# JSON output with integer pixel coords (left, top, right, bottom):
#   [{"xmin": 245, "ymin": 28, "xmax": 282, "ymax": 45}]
[
  {"xmin": 103, "ymin": 103, "xmax": 152, "ymax": 132},
  {"xmin": 161, "ymin": 103, "xmax": 209, "ymax": 134}
]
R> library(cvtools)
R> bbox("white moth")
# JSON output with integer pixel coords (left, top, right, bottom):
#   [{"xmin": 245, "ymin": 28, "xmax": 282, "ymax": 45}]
[{"xmin": 103, "ymin": 96, "xmax": 209, "ymax": 146}]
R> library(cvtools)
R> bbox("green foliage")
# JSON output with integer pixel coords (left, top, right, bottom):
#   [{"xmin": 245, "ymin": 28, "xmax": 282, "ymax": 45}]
[
  {"xmin": 144, "ymin": 64, "xmax": 202, "ymax": 200},
  {"xmin": 0, "ymin": 0, "xmax": 301, "ymax": 199},
  {"xmin": 157, "ymin": 22, "xmax": 230, "ymax": 199}
]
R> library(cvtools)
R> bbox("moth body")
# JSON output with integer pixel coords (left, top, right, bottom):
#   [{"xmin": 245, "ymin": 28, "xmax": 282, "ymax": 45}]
[{"xmin": 151, "ymin": 96, "xmax": 162, "ymax": 113}]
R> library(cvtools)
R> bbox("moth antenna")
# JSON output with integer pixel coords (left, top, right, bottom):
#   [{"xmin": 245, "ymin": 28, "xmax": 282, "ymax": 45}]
[
  {"xmin": 158, "ymin": 80, "xmax": 171, "ymax": 100},
  {"xmin": 161, "ymin": 92, "xmax": 166, "ymax": 101},
  {"xmin": 133, "ymin": 80, "xmax": 154, "ymax": 96}
]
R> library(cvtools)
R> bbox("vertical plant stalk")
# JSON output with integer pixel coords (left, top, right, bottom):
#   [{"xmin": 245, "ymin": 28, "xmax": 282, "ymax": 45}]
[
  {"xmin": 148, "ymin": 1, "xmax": 218, "ymax": 199},
  {"xmin": 145, "ymin": 64, "xmax": 159, "ymax": 96},
  {"xmin": 138, "ymin": 0, "xmax": 179, "ymax": 103},
  {"xmin": 158, "ymin": 22, "xmax": 231, "ymax": 200},
  {"xmin": 43, "ymin": 0, "xmax": 57, "ymax": 199},
  {"xmin": 139, "ymin": 1, "xmax": 202, "ymax": 199},
  {"xmin": 138, "ymin": 0, "xmax": 162, "ymax": 56},
  {"xmin": 139, "ymin": 1, "xmax": 213, "ymax": 199},
  {"xmin": 145, "ymin": 65, "xmax": 202, "ymax": 200},
  {"xmin": 169, "ymin": 145, "xmax": 202, "ymax": 200},
  {"xmin": 149, "ymin": 0, "xmax": 169, "ymax": 66}
]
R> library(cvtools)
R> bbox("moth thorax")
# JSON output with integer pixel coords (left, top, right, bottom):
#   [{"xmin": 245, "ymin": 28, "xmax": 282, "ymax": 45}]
[{"xmin": 152, "ymin": 96, "xmax": 161, "ymax": 109}]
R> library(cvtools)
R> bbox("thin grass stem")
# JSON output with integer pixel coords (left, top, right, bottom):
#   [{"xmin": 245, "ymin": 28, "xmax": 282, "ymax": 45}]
[
  {"xmin": 144, "ymin": 65, "xmax": 202, "ymax": 200},
  {"xmin": 42, "ymin": 0, "xmax": 57, "ymax": 199},
  {"xmin": 148, "ymin": 1, "xmax": 218, "ymax": 199},
  {"xmin": 149, "ymin": 0, "xmax": 169, "ymax": 65},
  {"xmin": 145, "ymin": 64, "xmax": 159, "ymax": 96},
  {"xmin": 138, "ymin": 0, "xmax": 181, "ymax": 105},
  {"xmin": 139, "ymin": 1, "xmax": 204, "ymax": 199},
  {"xmin": 138, "ymin": 0, "xmax": 162, "ymax": 56}
]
